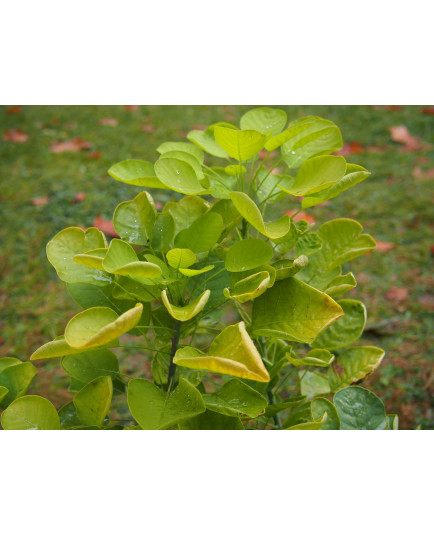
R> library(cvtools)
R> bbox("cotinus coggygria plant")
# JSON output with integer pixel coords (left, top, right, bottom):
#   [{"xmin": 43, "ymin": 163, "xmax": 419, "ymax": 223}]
[{"xmin": 0, "ymin": 108, "xmax": 397, "ymax": 430}]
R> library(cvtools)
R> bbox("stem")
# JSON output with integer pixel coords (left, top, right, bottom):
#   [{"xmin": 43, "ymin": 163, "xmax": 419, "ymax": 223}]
[{"xmin": 166, "ymin": 320, "xmax": 181, "ymax": 392}]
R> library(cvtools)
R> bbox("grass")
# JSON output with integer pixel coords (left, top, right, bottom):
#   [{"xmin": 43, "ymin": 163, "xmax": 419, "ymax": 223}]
[{"xmin": 1, "ymin": 105, "xmax": 433, "ymax": 429}]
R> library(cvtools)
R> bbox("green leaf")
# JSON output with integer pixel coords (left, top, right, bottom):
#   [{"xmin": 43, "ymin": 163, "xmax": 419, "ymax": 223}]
[
  {"xmin": 179, "ymin": 265, "xmax": 214, "ymax": 277},
  {"xmin": 214, "ymin": 126, "xmax": 266, "ymax": 161},
  {"xmin": 225, "ymin": 164, "xmax": 247, "ymax": 176},
  {"xmin": 387, "ymin": 414, "xmax": 399, "ymax": 430},
  {"xmin": 73, "ymin": 248, "xmax": 107, "ymax": 270},
  {"xmin": 188, "ymin": 123, "xmax": 236, "ymax": 158},
  {"xmin": 302, "ymin": 164, "xmax": 371, "ymax": 208},
  {"xmin": 252, "ymin": 278, "xmax": 343, "ymax": 343},
  {"xmin": 1, "ymin": 395, "xmax": 60, "ymax": 430},
  {"xmin": 0, "ymin": 386, "xmax": 9, "ymax": 405},
  {"xmin": 240, "ymin": 107, "xmax": 287, "ymax": 137},
  {"xmin": 151, "ymin": 212, "xmax": 175, "ymax": 252},
  {"xmin": 47, "ymin": 227, "xmax": 112, "ymax": 287},
  {"xmin": 64, "ymin": 304, "xmax": 143, "ymax": 349},
  {"xmin": 285, "ymin": 413, "xmax": 328, "ymax": 430},
  {"xmin": 311, "ymin": 398, "xmax": 340, "ymax": 430},
  {"xmin": 31, "ymin": 335, "xmax": 99, "ymax": 361},
  {"xmin": 334, "ymin": 386, "xmax": 388, "ymax": 430},
  {"xmin": 166, "ymin": 248, "xmax": 196, "ymax": 269},
  {"xmin": 102, "ymin": 239, "xmax": 162, "ymax": 283},
  {"xmin": 230, "ymin": 263, "xmax": 276, "ymax": 289},
  {"xmin": 157, "ymin": 141, "xmax": 204, "ymax": 164},
  {"xmin": 254, "ymin": 170, "xmax": 295, "ymax": 205},
  {"xmin": 224, "ymin": 271, "xmax": 270, "ymax": 303},
  {"xmin": 108, "ymin": 159, "xmax": 169, "ymax": 189},
  {"xmin": 299, "ymin": 371, "xmax": 331, "ymax": 398},
  {"xmin": 328, "ymin": 346, "xmax": 385, "ymax": 391},
  {"xmin": 174, "ymin": 322, "xmax": 270, "ymax": 383},
  {"xmin": 265, "ymin": 116, "xmax": 342, "ymax": 166},
  {"xmin": 61, "ymin": 350, "xmax": 119, "ymax": 383},
  {"xmin": 278, "ymin": 155, "xmax": 347, "ymax": 196},
  {"xmin": 175, "ymin": 212, "xmax": 223, "ymax": 253},
  {"xmin": 225, "ymin": 238, "xmax": 274, "ymax": 272},
  {"xmin": 264, "ymin": 396, "xmax": 306, "ymax": 419},
  {"xmin": 159, "ymin": 150, "xmax": 204, "ymax": 180},
  {"xmin": 73, "ymin": 376, "xmax": 113, "ymax": 428},
  {"xmin": 230, "ymin": 192, "xmax": 290, "ymax": 239},
  {"xmin": 162, "ymin": 289, "xmax": 210, "ymax": 322},
  {"xmin": 312, "ymin": 299, "xmax": 367, "ymax": 350},
  {"xmin": 66, "ymin": 283, "xmax": 125, "ymax": 310},
  {"xmin": 325, "ymin": 273, "xmax": 357, "ymax": 298},
  {"xmin": 286, "ymin": 349, "xmax": 335, "ymax": 368},
  {"xmin": 58, "ymin": 401, "xmax": 81, "ymax": 429},
  {"xmin": 164, "ymin": 196, "xmax": 209, "ymax": 234},
  {"xmin": 0, "ymin": 357, "xmax": 21, "ymax": 373},
  {"xmin": 111, "ymin": 277, "xmax": 158, "ymax": 302},
  {"xmin": 0, "ymin": 362, "xmax": 37, "ymax": 407},
  {"xmin": 154, "ymin": 158, "xmax": 205, "ymax": 195},
  {"xmin": 273, "ymin": 256, "xmax": 309, "ymax": 281},
  {"xmin": 179, "ymin": 409, "xmax": 244, "ymax": 430},
  {"xmin": 127, "ymin": 377, "xmax": 206, "ymax": 430},
  {"xmin": 203, "ymin": 379, "xmax": 267, "ymax": 418},
  {"xmin": 295, "ymin": 233, "xmax": 322, "ymax": 257},
  {"xmin": 113, "ymin": 191, "xmax": 157, "ymax": 245}
]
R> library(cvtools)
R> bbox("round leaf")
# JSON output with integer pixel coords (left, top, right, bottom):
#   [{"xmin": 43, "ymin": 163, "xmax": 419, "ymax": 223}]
[
  {"xmin": 157, "ymin": 141, "xmax": 204, "ymax": 164},
  {"xmin": 61, "ymin": 349, "xmax": 119, "ymax": 383},
  {"xmin": 328, "ymin": 346, "xmax": 385, "ymax": 391},
  {"xmin": 108, "ymin": 159, "xmax": 168, "ymax": 189},
  {"xmin": 1, "ymin": 395, "xmax": 60, "ymax": 430},
  {"xmin": 162, "ymin": 289, "xmax": 210, "ymax": 322},
  {"xmin": 203, "ymin": 379, "xmax": 267, "ymax": 418},
  {"xmin": 225, "ymin": 238, "xmax": 274, "ymax": 272},
  {"xmin": 113, "ymin": 191, "xmax": 157, "ymax": 245},
  {"xmin": 311, "ymin": 398, "xmax": 340, "ymax": 430},
  {"xmin": 175, "ymin": 212, "xmax": 223, "ymax": 253},
  {"xmin": 166, "ymin": 248, "xmax": 196, "ymax": 269},
  {"xmin": 214, "ymin": 127, "xmax": 266, "ymax": 161},
  {"xmin": 334, "ymin": 386, "xmax": 388, "ymax": 430},
  {"xmin": 0, "ymin": 362, "xmax": 37, "ymax": 407},
  {"xmin": 240, "ymin": 107, "xmax": 287, "ymax": 137},
  {"xmin": 224, "ymin": 271, "xmax": 270, "ymax": 303},
  {"xmin": 154, "ymin": 158, "xmax": 205, "ymax": 195},
  {"xmin": 73, "ymin": 376, "xmax": 113, "ymax": 428}
]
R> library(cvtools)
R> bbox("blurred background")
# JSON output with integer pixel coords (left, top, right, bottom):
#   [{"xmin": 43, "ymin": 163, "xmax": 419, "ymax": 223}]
[{"xmin": 0, "ymin": 105, "xmax": 432, "ymax": 429}]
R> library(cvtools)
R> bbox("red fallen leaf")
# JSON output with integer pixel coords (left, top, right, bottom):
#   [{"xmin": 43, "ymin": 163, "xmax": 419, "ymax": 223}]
[
  {"xmin": 335, "ymin": 142, "xmax": 364, "ymax": 156},
  {"xmin": 371, "ymin": 105, "xmax": 403, "ymax": 112},
  {"xmin": 65, "ymin": 122, "xmax": 77, "ymax": 130},
  {"xmin": 366, "ymin": 145, "xmax": 388, "ymax": 153},
  {"xmin": 285, "ymin": 210, "xmax": 316, "ymax": 224},
  {"xmin": 99, "ymin": 117, "xmax": 118, "ymax": 127},
  {"xmin": 431, "ymin": 245, "xmax": 434, "ymax": 255},
  {"xmin": 154, "ymin": 202, "xmax": 163, "ymax": 210},
  {"xmin": 3, "ymin": 129, "xmax": 28, "ymax": 143},
  {"xmin": 31, "ymin": 196, "xmax": 49, "ymax": 206},
  {"xmin": 389, "ymin": 126, "xmax": 421, "ymax": 151},
  {"xmin": 93, "ymin": 215, "xmax": 119, "ymax": 238},
  {"xmin": 88, "ymin": 151, "xmax": 102, "ymax": 160},
  {"xmin": 385, "ymin": 287, "xmax": 408, "ymax": 302},
  {"xmin": 412, "ymin": 166, "xmax": 434, "ymax": 181},
  {"xmin": 50, "ymin": 137, "xmax": 92, "ymax": 154},
  {"xmin": 191, "ymin": 124, "xmax": 207, "ymax": 131},
  {"xmin": 140, "ymin": 124, "xmax": 155, "ymax": 133},
  {"xmin": 375, "ymin": 240, "xmax": 396, "ymax": 253},
  {"xmin": 5, "ymin": 105, "xmax": 22, "ymax": 114},
  {"xmin": 225, "ymin": 114, "xmax": 235, "ymax": 122},
  {"xmin": 421, "ymin": 106, "xmax": 434, "ymax": 115},
  {"xmin": 124, "ymin": 105, "xmax": 140, "ymax": 111},
  {"xmin": 72, "ymin": 192, "xmax": 86, "ymax": 203}
]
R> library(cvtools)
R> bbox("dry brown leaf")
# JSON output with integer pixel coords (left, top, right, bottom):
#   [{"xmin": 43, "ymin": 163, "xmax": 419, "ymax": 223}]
[
  {"xmin": 99, "ymin": 117, "xmax": 118, "ymax": 127},
  {"xmin": 5, "ymin": 105, "xmax": 22, "ymax": 114},
  {"xmin": 124, "ymin": 105, "xmax": 140, "ymax": 111},
  {"xmin": 31, "ymin": 197, "xmax": 49, "ymax": 206},
  {"xmin": 386, "ymin": 287, "xmax": 409, "ymax": 302},
  {"xmin": 285, "ymin": 210, "xmax": 316, "ymax": 224},
  {"xmin": 421, "ymin": 106, "xmax": 434, "ymax": 115},
  {"xmin": 412, "ymin": 166, "xmax": 434, "ymax": 181},
  {"xmin": 335, "ymin": 142, "xmax": 364, "ymax": 156},
  {"xmin": 93, "ymin": 215, "xmax": 119, "ymax": 238},
  {"xmin": 72, "ymin": 192, "xmax": 86, "ymax": 203},
  {"xmin": 389, "ymin": 126, "xmax": 422, "ymax": 151},
  {"xmin": 3, "ymin": 129, "xmax": 28, "ymax": 143},
  {"xmin": 50, "ymin": 137, "xmax": 92, "ymax": 154},
  {"xmin": 140, "ymin": 124, "xmax": 155, "ymax": 133},
  {"xmin": 375, "ymin": 241, "xmax": 396, "ymax": 253},
  {"xmin": 87, "ymin": 151, "xmax": 102, "ymax": 160}
]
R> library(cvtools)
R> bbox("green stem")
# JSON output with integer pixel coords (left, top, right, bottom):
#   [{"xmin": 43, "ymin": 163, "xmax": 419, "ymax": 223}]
[{"xmin": 166, "ymin": 320, "xmax": 181, "ymax": 392}]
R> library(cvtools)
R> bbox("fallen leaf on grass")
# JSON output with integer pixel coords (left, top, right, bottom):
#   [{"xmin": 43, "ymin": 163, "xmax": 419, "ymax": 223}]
[
  {"xmin": 72, "ymin": 192, "xmax": 86, "ymax": 203},
  {"xmin": 421, "ymin": 107, "xmax": 434, "ymax": 115},
  {"xmin": 375, "ymin": 241, "xmax": 396, "ymax": 253},
  {"xmin": 3, "ymin": 129, "xmax": 28, "ymax": 143},
  {"xmin": 285, "ymin": 210, "xmax": 316, "ymax": 224},
  {"xmin": 5, "ymin": 105, "xmax": 22, "ymax": 114},
  {"xmin": 412, "ymin": 166, "xmax": 434, "ymax": 181},
  {"xmin": 386, "ymin": 287, "xmax": 408, "ymax": 302},
  {"xmin": 335, "ymin": 142, "xmax": 364, "ymax": 155},
  {"xmin": 50, "ymin": 137, "xmax": 92, "ymax": 154},
  {"xmin": 371, "ymin": 105, "xmax": 403, "ymax": 111},
  {"xmin": 31, "ymin": 197, "xmax": 49, "ymax": 206},
  {"xmin": 389, "ymin": 126, "xmax": 422, "ymax": 151},
  {"xmin": 124, "ymin": 105, "xmax": 140, "ymax": 111},
  {"xmin": 140, "ymin": 124, "xmax": 155, "ymax": 133},
  {"xmin": 87, "ymin": 151, "xmax": 102, "ymax": 160},
  {"xmin": 93, "ymin": 215, "xmax": 119, "ymax": 238},
  {"xmin": 99, "ymin": 117, "xmax": 118, "ymax": 126}
]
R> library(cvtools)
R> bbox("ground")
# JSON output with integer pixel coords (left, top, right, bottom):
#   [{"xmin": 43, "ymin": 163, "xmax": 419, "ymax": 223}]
[{"xmin": 0, "ymin": 105, "xmax": 433, "ymax": 429}]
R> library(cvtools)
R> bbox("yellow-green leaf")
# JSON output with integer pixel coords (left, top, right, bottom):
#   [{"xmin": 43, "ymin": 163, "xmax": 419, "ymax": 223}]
[
  {"xmin": 108, "ymin": 159, "xmax": 169, "ymax": 189},
  {"xmin": 214, "ymin": 127, "xmax": 266, "ymax": 161},
  {"xmin": 328, "ymin": 346, "xmax": 385, "ymax": 391},
  {"xmin": 161, "ymin": 290, "xmax": 210, "ymax": 322},
  {"xmin": 73, "ymin": 376, "xmax": 113, "ymax": 428},
  {"xmin": 224, "ymin": 271, "xmax": 270, "ymax": 303},
  {"xmin": 166, "ymin": 248, "xmax": 196, "ymax": 269},
  {"xmin": 1, "ymin": 395, "xmax": 60, "ymax": 430}
]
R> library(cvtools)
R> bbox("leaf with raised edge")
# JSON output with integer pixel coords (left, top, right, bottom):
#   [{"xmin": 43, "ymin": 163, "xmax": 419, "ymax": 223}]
[
  {"xmin": 302, "ymin": 164, "xmax": 371, "ymax": 208},
  {"xmin": 252, "ymin": 278, "xmax": 343, "ymax": 343},
  {"xmin": 240, "ymin": 107, "xmax": 287, "ymax": 137},
  {"xmin": 286, "ymin": 349, "xmax": 335, "ymax": 368},
  {"xmin": 175, "ymin": 212, "xmax": 223, "ymax": 253},
  {"xmin": 299, "ymin": 371, "xmax": 331, "ymax": 399},
  {"xmin": 157, "ymin": 141, "xmax": 204, "ymax": 164},
  {"xmin": 203, "ymin": 379, "xmax": 268, "ymax": 418},
  {"xmin": 179, "ymin": 409, "xmax": 244, "ymax": 430},
  {"xmin": 334, "ymin": 386, "xmax": 388, "ymax": 430},
  {"xmin": 224, "ymin": 271, "xmax": 270, "ymax": 303},
  {"xmin": 214, "ymin": 127, "xmax": 266, "ymax": 161},
  {"xmin": 108, "ymin": 159, "xmax": 169, "ymax": 189},
  {"xmin": 174, "ymin": 322, "xmax": 270, "ymax": 383},
  {"xmin": 328, "ymin": 346, "xmax": 385, "ymax": 392},
  {"xmin": 64, "ymin": 304, "xmax": 143, "ymax": 350},
  {"xmin": 159, "ymin": 150, "xmax": 204, "ymax": 180},
  {"xmin": 0, "ymin": 386, "xmax": 9, "ymax": 405},
  {"xmin": 312, "ymin": 299, "xmax": 367, "ymax": 350},
  {"xmin": 73, "ymin": 376, "xmax": 113, "ymax": 428},
  {"xmin": 151, "ymin": 212, "xmax": 175, "ymax": 252},
  {"xmin": 273, "ymin": 255, "xmax": 309, "ymax": 281},
  {"xmin": 254, "ymin": 170, "xmax": 295, "ymax": 205},
  {"xmin": 230, "ymin": 192, "xmax": 291, "ymax": 239},
  {"xmin": 278, "ymin": 155, "xmax": 347, "ymax": 196},
  {"xmin": 1, "ymin": 395, "xmax": 60, "ymax": 430},
  {"xmin": 0, "ymin": 362, "xmax": 37, "ymax": 407},
  {"xmin": 61, "ymin": 350, "xmax": 119, "ymax": 383},
  {"xmin": 285, "ymin": 412, "xmax": 328, "ymax": 430},
  {"xmin": 325, "ymin": 273, "xmax": 357, "ymax": 297},
  {"xmin": 31, "ymin": 335, "xmax": 112, "ymax": 361},
  {"xmin": 102, "ymin": 239, "xmax": 162, "ymax": 282},
  {"xmin": 265, "ymin": 116, "xmax": 343, "ymax": 166},
  {"xmin": 47, "ymin": 227, "xmax": 112, "ymax": 287},
  {"xmin": 0, "ymin": 357, "xmax": 21, "ymax": 373},
  {"xmin": 154, "ymin": 158, "xmax": 206, "ymax": 195},
  {"xmin": 73, "ymin": 248, "xmax": 107, "ymax": 270},
  {"xmin": 225, "ymin": 238, "xmax": 274, "ymax": 272},
  {"xmin": 161, "ymin": 289, "xmax": 210, "ymax": 322},
  {"xmin": 127, "ymin": 377, "xmax": 206, "ymax": 430},
  {"xmin": 58, "ymin": 401, "xmax": 81, "ymax": 429},
  {"xmin": 164, "ymin": 196, "xmax": 209, "ymax": 234},
  {"xmin": 387, "ymin": 414, "xmax": 399, "ymax": 430},
  {"xmin": 113, "ymin": 191, "xmax": 156, "ymax": 245},
  {"xmin": 230, "ymin": 264, "xmax": 276, "ymax": 289},
  {"xmin": 179, "ymin": 265, "xmax": 214, "ymax": 277},
  {"xmin": 188, "ymin": 122, "xmax": 236, "ymax": 158},
  {"xmin": 311, "ymin": 398, "xmax": 340, "ymax": 430},
  {"xmin": 166, "ymin": 248, "xmax": 196, "ymax": 269}
]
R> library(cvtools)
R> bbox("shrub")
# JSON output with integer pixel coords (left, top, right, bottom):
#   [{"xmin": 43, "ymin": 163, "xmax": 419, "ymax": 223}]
[{"xmin": 0, "ymin": 108, "xmax": 396, "ymax": 430}]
